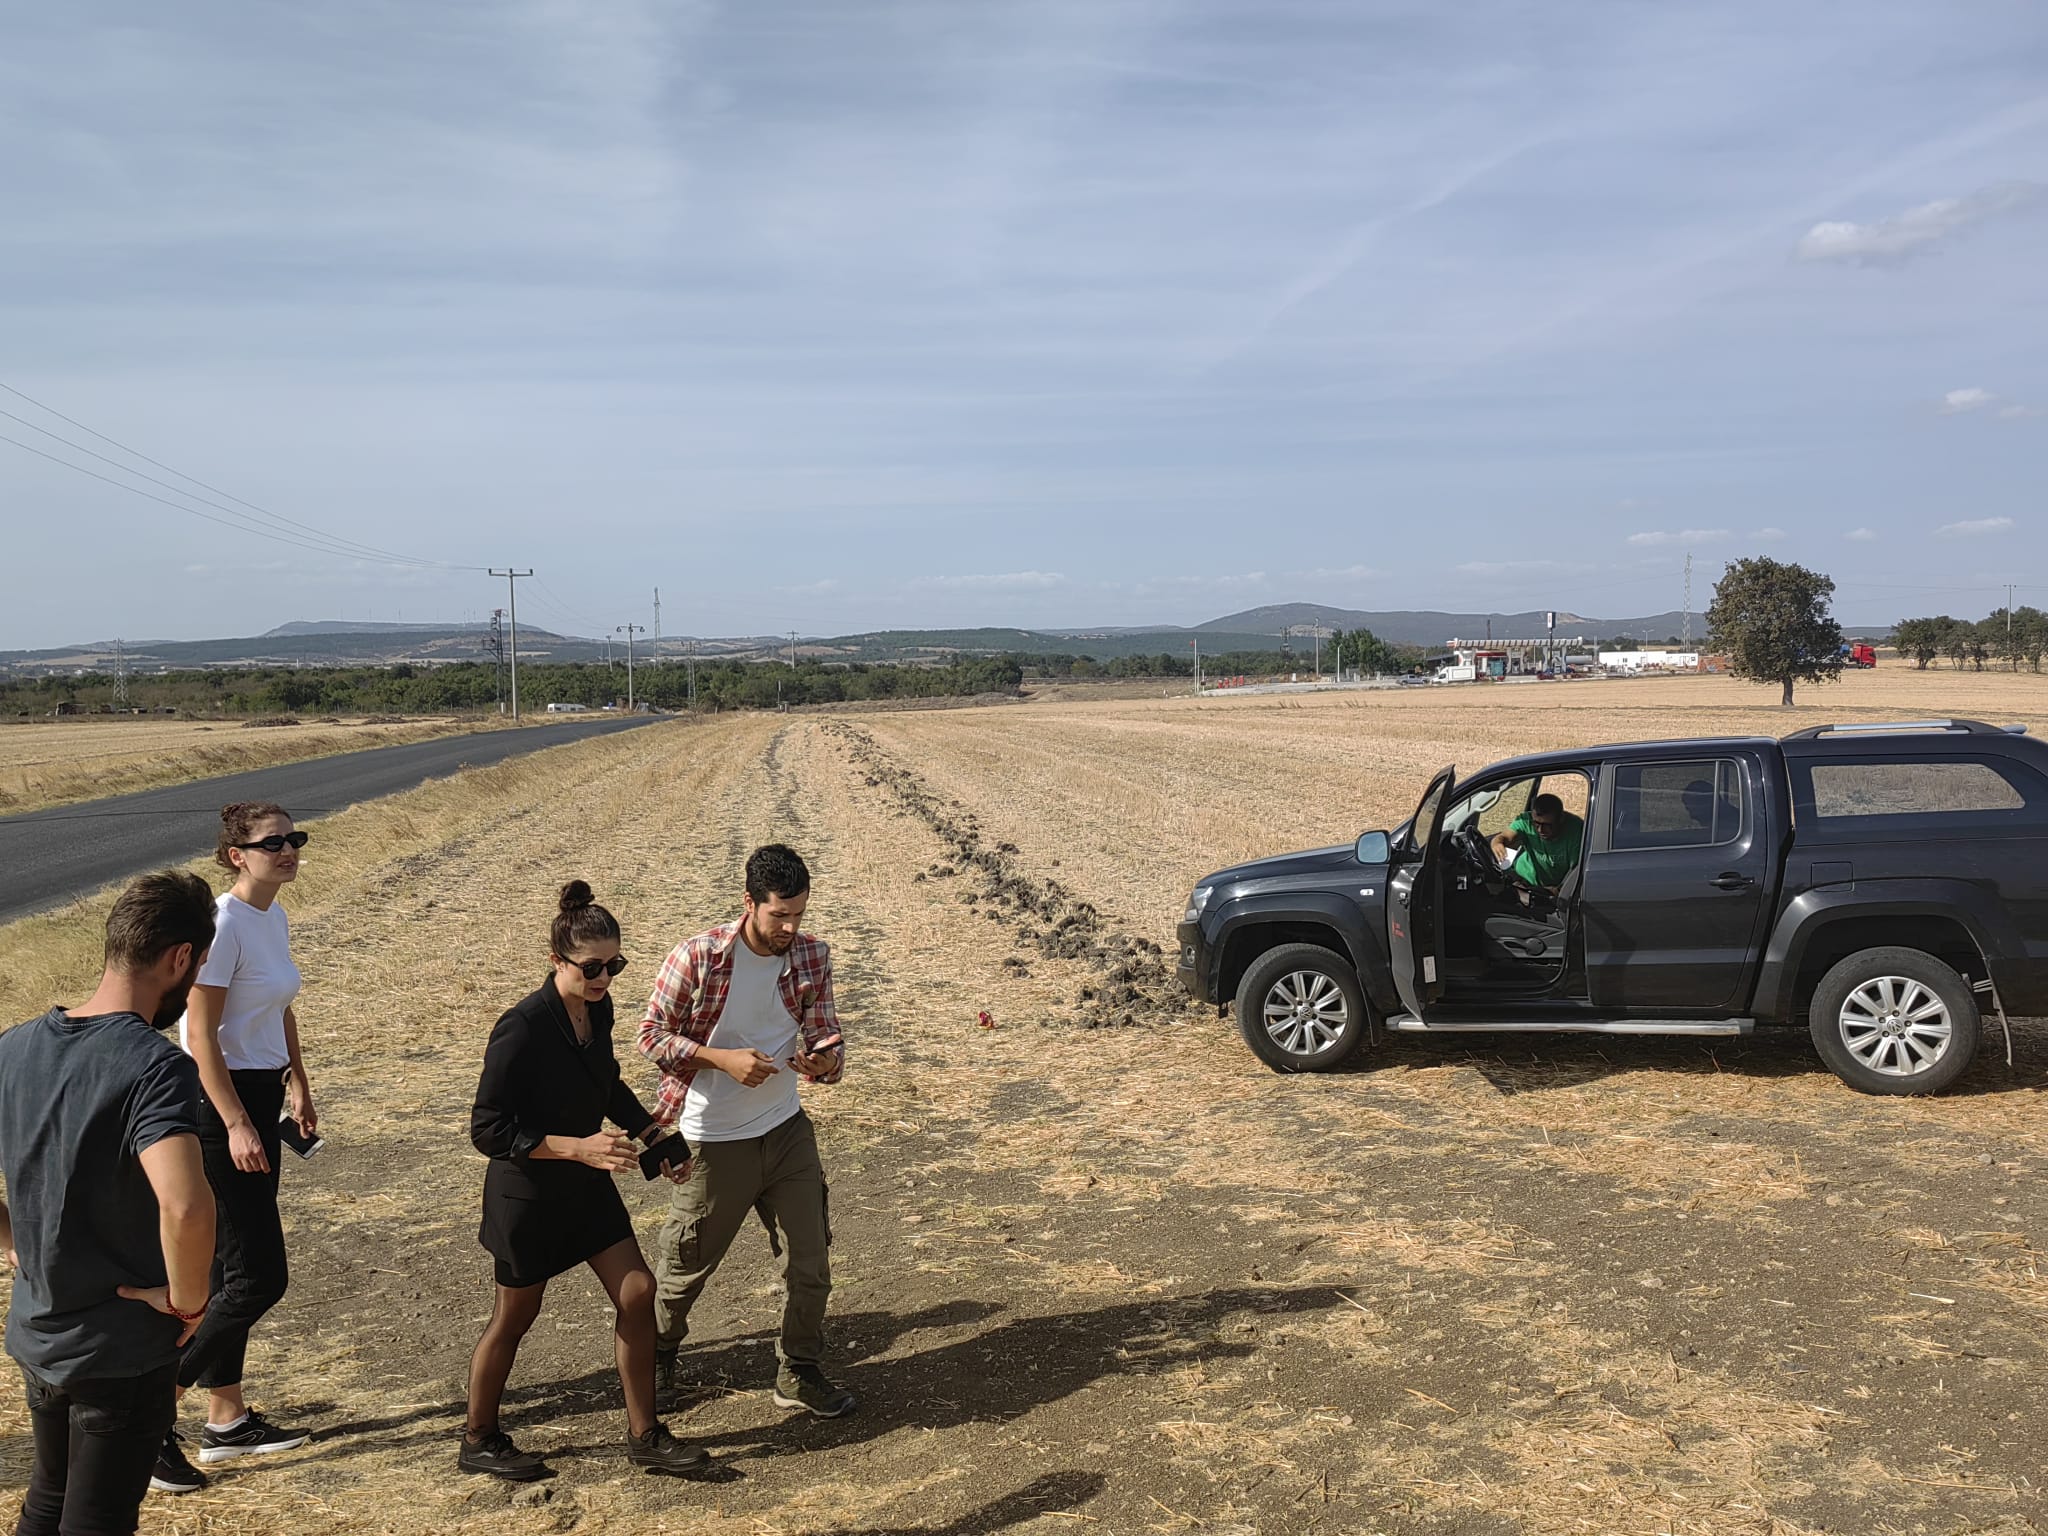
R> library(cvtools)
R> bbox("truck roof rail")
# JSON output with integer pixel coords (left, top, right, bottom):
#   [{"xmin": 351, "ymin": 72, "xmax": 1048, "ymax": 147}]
[{"xmin": 1782, "ymin": 719, "xmax": 2029, "ymax": 740}]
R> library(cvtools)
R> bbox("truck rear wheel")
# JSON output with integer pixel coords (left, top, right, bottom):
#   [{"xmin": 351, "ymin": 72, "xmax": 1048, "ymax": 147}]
[
  {"xmin": 1808, "ymin": 946, "xmax": 1980, "ymax": 1096},
  {"xmin": 1235, "ymin": 943, "xmax": 1368, "ymax": 1073}
]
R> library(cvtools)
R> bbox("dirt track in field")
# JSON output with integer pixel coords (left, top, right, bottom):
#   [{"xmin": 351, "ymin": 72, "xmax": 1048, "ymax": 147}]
[{"xmin": 2, "ymin": 678, "xmax": 2044, "ymax": 1535}]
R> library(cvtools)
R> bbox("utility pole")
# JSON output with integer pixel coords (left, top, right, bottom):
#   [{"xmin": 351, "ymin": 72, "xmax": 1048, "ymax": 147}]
[
  {"xmin": 653, "ymin": 588, "xmax": 661, "ymax": 648},
  {"xmin": 788, "ymin": 630, "xmax": 799, "ymax": 668},
  {"xmin": 1683, "ymin": 553, "xmax": 1694, "ymax": 652},
  {"xmin": 1313, "ymin": 627, "xmax": 1322, "ymax": 681},
  {"xmin": 487, "ymin": 610, "xmax": 506, "ymax": 710},
  {"xmin": 616, "ymin": 622, "xmax": 645, "ymax": 709},
  {"xmin": 1192, "ymin": 637, "xmax": 1201, "ymax": 695},
  {"xmin": 112, "ymin": 637, "xmax": 128, "ymax": 706},
  {"xmin": 489, "ymin": 569, "xmax": 533, "ymax": 719},
  {"xmin": 2008, "ymin": 583, "xmax": 2017, "ymax": 670}
]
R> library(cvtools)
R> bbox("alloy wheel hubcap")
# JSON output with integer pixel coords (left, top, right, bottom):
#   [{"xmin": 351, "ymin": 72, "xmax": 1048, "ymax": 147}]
[
  {"xmin": 1263, "ymin": 971, "xmax": 1347, "ymax": 1055},
  {"xmin": 1839, "ymin": 976, "xmax": 1952, "ymax": 1076}
]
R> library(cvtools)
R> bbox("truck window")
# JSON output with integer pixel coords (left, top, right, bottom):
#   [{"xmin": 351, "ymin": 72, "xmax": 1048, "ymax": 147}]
[
  {"xmin": 1792, "ymin": 754, "xmax": 2048, "ymax": 834},
  {"xmin": 1611, "ymin": 759, "xmax": 1743, "ymax": 850}
]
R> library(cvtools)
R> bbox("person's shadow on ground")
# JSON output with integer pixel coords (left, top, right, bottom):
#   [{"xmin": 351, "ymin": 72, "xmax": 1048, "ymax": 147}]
[{"xmin": 304, "ymin": 1284, "xmax": 1337, "ymax": 1472}]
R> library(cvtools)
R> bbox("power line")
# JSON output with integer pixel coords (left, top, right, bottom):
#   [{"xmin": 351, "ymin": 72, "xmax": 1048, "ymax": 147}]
[
  {"xmin": 0, "ymin": 429, "xmax": 469, "ymax": 566},
  {"xmin": 0, "ymin": 379, "xmax": 481, "ymax": 572},
  {"xmin": 0, "ymin": 407, "xmax": 458, "ymax": 571}
]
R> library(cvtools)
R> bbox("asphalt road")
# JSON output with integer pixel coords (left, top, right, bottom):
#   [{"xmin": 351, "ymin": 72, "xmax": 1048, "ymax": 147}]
[{"xmin": 0, "ymin": 715, "xmax": 661, "ymax": 927}]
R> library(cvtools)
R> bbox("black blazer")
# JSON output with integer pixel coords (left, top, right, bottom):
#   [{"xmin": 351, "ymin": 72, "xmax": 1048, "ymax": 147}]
[{"xmin": 471, "ymin": 978, "xmax": 657, "ymax": 1205}]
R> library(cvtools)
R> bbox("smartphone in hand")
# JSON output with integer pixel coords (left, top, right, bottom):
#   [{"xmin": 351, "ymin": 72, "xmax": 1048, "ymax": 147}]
[
  {"xmin": 277, "ymin": 1111, "xmax": 326, "ymax": 1160},
  {"xmin": 639, "ymin": 1132, "xmax": 690, "ymax": 1181}
]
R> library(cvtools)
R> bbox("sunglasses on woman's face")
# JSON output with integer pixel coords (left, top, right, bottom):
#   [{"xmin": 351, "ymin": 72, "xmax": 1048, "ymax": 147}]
[
  {"xmin": 235, "ymin": 831, "xmax": 309, "ymax": 854},
  {"xmin": 563, "ymin": 955, "xmax": 628, "ymax": 980}
]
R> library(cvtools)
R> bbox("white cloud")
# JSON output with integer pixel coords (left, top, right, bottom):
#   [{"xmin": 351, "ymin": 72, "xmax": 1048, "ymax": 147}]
[
  {"xmin": 1456, "ymin": 558, "xmax": 1588, "ymax": 578},
  {"xmin": 1844, "ymin": 527, "xmax": 1878, "ymax": 542},
  {"xmin": 1939, "ymin": 387, "xmax": 1997, "ymax": 414},
  {"xmin": 1751, "ymin": 526, "xmax": 1787, "ymax": 541},
  {"xmin": 1296, "ymin": 563, "xmax": 1379, "ymax": 581},
  {"xmin": 1796, "ymin": 182, "xmax": 2042, "ymax": 265},
  {"xmin": 1997, "ymin": 403, "xmax": 2046, "ymax": 420},
  {"xmin": 1936, "ymin": 516, "xmax": 2014, "ymax": 538},
  {"xmin": 1625, "ymin": 528, "xmax": 1729, "ymax": 547},
  {"xmin": 911, "ymin": 571, "xmax": 1067, "ymax": 591},
  {"xmin": 777, "ymin": 577, "xmax": 842, "ymax": 596}
]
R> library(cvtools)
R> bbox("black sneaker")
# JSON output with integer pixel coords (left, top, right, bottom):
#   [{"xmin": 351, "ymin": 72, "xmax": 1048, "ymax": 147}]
[
  {"xmin": 197, "ymin": 1410, "xmax": 309, "ymax": 1463},
  {"xmin": 773, "ymin": 1363, "xmax": 857, "ymax": 1418},
  {"xmin": 626, "ymin": 1422, "xmax": 710, "ymax": 1475},
  {"xmin": 458, "ymin": 1428, "xmax": 550, "ymax": 1483},
  {"xmin": 150, "ymin": 1428, "xmax": 207, "ymax": 1494}
]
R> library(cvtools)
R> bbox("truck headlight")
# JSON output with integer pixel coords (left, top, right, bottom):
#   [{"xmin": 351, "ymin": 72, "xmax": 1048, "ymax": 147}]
[{"xmin": 1181, "ymin": 885, "xmax": 1215, "ymax": 925}]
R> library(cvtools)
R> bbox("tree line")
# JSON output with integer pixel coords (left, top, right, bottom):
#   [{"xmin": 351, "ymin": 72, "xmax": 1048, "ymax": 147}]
[
  {"xmin": 1890, "ymin": 610, "xmax": 2048, "ymax": 671},
  {"xmin": 3, "ymin": 647, "xmax": 1358, "ymax": 717}
]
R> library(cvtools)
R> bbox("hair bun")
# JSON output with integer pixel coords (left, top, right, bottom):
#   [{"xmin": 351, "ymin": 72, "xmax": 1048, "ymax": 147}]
[{"xmin": 558, "ymin": 879, "xmax": 595, "ymax": 913}]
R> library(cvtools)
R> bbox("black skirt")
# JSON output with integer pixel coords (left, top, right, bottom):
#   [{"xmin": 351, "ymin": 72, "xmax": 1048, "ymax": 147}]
[{"xmin": 479, "ymin": 1162, "xmax": 635, "ymax": 1289}]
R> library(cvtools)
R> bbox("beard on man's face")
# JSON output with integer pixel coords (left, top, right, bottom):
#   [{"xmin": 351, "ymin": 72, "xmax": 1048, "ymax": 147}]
[{"xmin": 150, "ymin": 964, "xmax": 199, "ymax": 1031}]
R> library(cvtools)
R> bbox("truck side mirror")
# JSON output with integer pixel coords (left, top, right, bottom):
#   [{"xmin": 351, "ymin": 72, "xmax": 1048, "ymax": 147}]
[{"xmin": 1355, "ymin": 831, "xmax": 1391, "ymax": 864}]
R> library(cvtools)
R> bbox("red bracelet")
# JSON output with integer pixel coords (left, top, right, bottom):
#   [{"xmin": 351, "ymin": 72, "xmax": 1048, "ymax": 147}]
[{"xmin": 167, "ymin": 1298, "xmax": 207, "ymax": 1324}]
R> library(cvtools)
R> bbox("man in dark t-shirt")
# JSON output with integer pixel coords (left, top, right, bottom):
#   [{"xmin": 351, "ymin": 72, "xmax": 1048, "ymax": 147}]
[{"xmin": 0, "ymin": 871, "xmax": 220, "ymax": 1530}]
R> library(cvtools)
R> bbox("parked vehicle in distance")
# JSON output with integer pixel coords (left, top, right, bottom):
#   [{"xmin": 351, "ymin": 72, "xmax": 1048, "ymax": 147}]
[
  {"xmin": 1842, "ymin": 643, "xmax": 1878, "ymax": 668},
  {"xmin": 1177, "ymin": 720, "xmax": 2048, "ymax": 1095}
]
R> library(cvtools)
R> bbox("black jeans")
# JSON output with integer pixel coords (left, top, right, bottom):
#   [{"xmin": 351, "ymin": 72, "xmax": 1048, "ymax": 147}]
[
  {"xmin": 16, "ymin": 1361, "xmax": 178, "ymax": 1536},
  {"xmin": 177, "ymin": 1068, "xmax": 289, "ymax": 1392}
]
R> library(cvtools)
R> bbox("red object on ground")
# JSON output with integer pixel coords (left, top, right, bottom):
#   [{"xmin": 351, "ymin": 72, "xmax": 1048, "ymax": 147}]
[{"xmin": 978, "ymin": 1010, "xmax": 995, "ymax": 1028}]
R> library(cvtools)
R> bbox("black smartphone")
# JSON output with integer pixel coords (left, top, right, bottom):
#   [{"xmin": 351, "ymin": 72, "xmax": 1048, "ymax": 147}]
[
  {"xmin": 639, "ymin": 1132, "xmax": 690, "ymax": 1181},
  {"xmin": 277, "ymin": 1112, "xmax": 325, "ymax": 1160}
]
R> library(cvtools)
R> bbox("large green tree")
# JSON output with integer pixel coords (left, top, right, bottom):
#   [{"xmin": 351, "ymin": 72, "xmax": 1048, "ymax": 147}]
[{"xmin": 1706, "ymin": 557, "xmax": 1845, "ymax": 706}]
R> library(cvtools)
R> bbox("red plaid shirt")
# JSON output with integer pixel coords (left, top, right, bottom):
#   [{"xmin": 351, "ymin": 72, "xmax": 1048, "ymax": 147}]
[{"xmin": 638, "ymin": 921, "xmax": 845, "ymax": 1128}]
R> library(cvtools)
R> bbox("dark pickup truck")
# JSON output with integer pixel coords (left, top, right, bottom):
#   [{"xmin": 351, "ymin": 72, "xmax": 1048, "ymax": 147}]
[{"xmin": 1177, "ymin": 719, "xmax": 2048, "ymax": 1094}]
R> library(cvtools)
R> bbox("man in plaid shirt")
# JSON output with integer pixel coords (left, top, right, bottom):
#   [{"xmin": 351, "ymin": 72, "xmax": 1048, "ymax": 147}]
[{"xmin": 638, "ymin": 845, "xmax": 854, "ymax": 1418}]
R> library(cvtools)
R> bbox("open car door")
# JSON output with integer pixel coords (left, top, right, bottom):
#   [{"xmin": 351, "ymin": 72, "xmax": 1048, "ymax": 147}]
[{"xmin": 1388, "ymin": 765, "xmax": 1455, "ymax": 1019}]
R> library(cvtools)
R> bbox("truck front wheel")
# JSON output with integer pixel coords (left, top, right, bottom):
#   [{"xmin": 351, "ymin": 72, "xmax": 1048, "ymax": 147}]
[
  {"xmin": 1235, "ymin": 943, "xmax": 1368, "ymax": 1073},
  {"xmin": 1808, "ymin": 946, "xmax": 1981, "ymax": 1096}
]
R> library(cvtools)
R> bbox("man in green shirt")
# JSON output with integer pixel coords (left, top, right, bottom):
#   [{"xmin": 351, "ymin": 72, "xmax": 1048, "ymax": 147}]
[{"xmin": 1490, "ymin": 793, "xmax": 1584, "ymax": 892}]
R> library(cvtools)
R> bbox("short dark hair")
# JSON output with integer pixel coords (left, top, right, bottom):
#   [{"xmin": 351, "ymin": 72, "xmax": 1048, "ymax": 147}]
[
  {"xmin": 1532, "ymin": 793, "xmax": 1564, "ymax": 817},
  {"xmin": 551, "ymin": 879, "xmax": 621, "ymax": 956},
  {"xmin": 745, "ymin": 844, "xmax": 811, "ymax": 904},
  {"xmin": 105, "ymin": 870, "xmax": 217, "ymax": 973}
]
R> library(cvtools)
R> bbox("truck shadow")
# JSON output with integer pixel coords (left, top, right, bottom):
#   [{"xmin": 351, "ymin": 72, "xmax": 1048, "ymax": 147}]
[{"xmin": 1342, "ymin": 1019, "xmax": 2048, "ymax": 1098}]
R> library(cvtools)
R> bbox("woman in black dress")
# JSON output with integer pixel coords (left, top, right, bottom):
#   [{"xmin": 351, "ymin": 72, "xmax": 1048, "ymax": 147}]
[{"xmin": 460, "ymin": 881, "xmax": 704, "ymax": 1481}]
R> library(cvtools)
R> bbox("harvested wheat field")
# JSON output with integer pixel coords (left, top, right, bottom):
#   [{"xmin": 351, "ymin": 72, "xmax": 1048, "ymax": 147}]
[
  {"xmin": 0, "ymin": 714, "xmax": 509, "ymax": 815},
  {"xmin": 1, "ymin": 671, "xmax": 2043, "ymax": 1536}
]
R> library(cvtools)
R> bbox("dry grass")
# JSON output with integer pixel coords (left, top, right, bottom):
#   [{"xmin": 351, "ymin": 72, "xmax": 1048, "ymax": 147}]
[
  {"xmin": 0, "ymin": 673, "xmax": 2042, "ymax": 1536},
  {"xmin": 0, "ymin": 714, "xmax": 512, "ymax": 815}
]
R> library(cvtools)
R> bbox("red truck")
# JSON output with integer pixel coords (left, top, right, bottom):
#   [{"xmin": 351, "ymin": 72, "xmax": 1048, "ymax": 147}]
[{"xmin": 1843, "ymin": 643, "xmax": 1877, "ymax": 668}]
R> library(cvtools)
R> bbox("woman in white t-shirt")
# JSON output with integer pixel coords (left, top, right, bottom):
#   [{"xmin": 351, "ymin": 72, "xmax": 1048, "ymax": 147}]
[{"xmin": 158, "ymin": 802, "xmax": 318, "ymax": 1491}]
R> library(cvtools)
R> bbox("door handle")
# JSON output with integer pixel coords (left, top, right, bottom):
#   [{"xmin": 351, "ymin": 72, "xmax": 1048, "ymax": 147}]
[{"xmin": 1709, "ymin": 873, "xmax": 1754, "ymax": 891}]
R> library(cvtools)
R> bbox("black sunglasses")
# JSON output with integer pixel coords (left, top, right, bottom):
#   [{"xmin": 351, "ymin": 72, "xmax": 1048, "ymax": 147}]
[
  {"xmin": 562, "ymin": 955, "xmax": 629, "ymax": 980},
  {"xmin": 235, "ymin": 831, "xmax": 309, "ymax": 853}
]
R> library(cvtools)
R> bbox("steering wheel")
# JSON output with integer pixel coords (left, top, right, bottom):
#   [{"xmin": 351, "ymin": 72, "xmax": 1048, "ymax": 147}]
[{"xmin": 1455, "ymin": 823, "xmax": 1506, "ymax": 887}]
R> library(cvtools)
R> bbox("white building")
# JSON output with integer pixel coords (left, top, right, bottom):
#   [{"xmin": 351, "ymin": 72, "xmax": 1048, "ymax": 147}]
[{"xmin": 1598, "ymin": 650, "xmax": 1699, "ymax": 674}]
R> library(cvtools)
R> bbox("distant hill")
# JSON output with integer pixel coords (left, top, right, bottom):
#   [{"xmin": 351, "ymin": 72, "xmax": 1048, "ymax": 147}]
[
  {"xmin": 264, "ymin": 619, "xmax": 491, "ymax": 637},
  {"xmin": 0, "ymin": 605, "xmax": 1893, "ymax": 677},
  {"xmin": 1201, "ymin": 604, "xmax": 1683, "ymax": 643}
]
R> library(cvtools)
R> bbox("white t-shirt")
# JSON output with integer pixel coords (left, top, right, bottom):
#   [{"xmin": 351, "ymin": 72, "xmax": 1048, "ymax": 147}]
[
  {"xmin": 180, "ymin": 893, "xmax": 299, "ymax": 1072},
  {"xmin": 678, "ymin": 937, "xmax": 802, "ymax": 1144}
]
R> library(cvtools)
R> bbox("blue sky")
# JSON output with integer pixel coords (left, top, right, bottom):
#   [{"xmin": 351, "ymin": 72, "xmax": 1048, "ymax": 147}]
[{"xmin": 2, "ymin": 1, "xmax": 2044, "ymax": 646}]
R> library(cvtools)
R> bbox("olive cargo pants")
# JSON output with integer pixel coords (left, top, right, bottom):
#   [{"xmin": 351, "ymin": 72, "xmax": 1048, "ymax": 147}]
[{"xmin": 653, "ymin": 1110, "xmax": 832, "ymax": 1366}]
